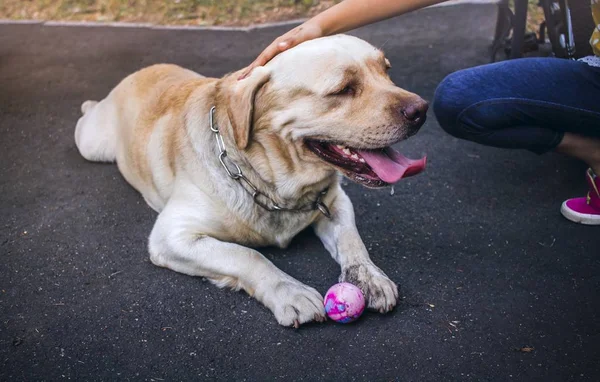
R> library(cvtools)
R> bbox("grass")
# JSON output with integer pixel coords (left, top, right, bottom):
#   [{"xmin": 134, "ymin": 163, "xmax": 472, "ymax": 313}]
[{"xmin": 1, "ymin": 0, "xmax": 544, "ymax": 29}]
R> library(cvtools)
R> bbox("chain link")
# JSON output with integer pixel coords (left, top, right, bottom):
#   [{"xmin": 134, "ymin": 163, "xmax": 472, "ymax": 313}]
[{"xmin": 209, "ymin": 106, "xmax": 331, "ymax": 218}]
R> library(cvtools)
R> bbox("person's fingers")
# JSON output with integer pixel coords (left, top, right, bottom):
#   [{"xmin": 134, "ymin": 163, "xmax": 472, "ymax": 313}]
[
  {"xmin": 257, "ymin": 40, "xmax": 290, "ymax": 66},
  {"xmin": 238, "ymin": 20, "xmax": 324, "ymax": 80},
  {"xmin": 238, "ymin": 64, "xmax": 256, "ymax": 81},
  {"xmin": 239, "ymin": 40, "xmax": 288, "ymax": 79},
  {"xmin": 238, "ymin": 38, "xmax": 294, "ymax": 80}
]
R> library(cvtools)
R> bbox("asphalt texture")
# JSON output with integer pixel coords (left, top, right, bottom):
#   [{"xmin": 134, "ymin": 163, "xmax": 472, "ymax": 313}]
[{"xmin": 1, "ymin": 4, "xmax": 599, "ymax": 381}]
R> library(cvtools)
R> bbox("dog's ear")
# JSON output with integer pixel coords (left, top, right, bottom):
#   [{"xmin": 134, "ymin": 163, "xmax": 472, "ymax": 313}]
[{"xmin": 225, "ymin": 66, "xmax": 271, "ymax": 150}]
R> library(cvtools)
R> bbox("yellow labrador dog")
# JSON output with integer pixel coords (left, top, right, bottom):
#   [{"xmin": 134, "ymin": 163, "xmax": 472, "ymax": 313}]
[{"xmin": 74, "ymin": 35, "xmax": 427, "ymax": 327}]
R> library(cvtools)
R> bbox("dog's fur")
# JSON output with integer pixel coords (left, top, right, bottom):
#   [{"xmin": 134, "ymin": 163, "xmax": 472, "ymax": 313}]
[{"xmin": 74, "ymin": 35, "xmax": 426, "ymax": 326}]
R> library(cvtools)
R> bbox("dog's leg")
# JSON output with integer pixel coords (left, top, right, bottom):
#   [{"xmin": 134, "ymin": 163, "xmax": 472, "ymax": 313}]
[
  {"xmin": 148, "ymin": 201, "xmax": 326, "ymax": 327},
  {"xmin": 74, "ymin": 98, "xmax": 118, "ymax": 163},
  {"xmin": 313, "ymin": 187, "xmax": 398, "ymax": 313}
]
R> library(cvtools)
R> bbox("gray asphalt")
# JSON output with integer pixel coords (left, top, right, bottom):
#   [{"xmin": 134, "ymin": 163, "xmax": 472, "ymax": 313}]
[{"xmin": 1, "ymin": 4, "xmax": 599, "ymax": 381}]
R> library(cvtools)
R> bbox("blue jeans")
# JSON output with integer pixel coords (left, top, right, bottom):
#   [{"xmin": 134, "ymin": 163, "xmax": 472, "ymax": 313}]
[{"xmin": 433, "ymin": 58, "xmax": 600, "ymax": 154}]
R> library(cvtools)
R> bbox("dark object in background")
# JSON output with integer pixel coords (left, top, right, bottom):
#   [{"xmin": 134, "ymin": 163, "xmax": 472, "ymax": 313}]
[
  {"xmin": 542, "ymin": 0, "xmax": 594, "ymax": 58},
  {"xmin": 492, "ymin": 0, "xmax": 594, "ymax": 61}
]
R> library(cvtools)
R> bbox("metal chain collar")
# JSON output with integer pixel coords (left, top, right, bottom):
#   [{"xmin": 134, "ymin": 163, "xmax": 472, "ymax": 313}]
[{"xmin": 209, "ymin": 106, "xmax": 331, "ymax": 218}]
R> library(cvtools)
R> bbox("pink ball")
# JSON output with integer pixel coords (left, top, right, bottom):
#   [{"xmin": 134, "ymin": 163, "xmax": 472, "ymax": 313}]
[{"xmin": 324, "ymin": 282, "xmax": 365, "ymax": 323}]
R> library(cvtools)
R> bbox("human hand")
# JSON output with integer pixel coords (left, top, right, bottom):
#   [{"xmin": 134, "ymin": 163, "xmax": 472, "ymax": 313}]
[{"xmin": 238, "ymin": 20, "xmax": 323, "ymax": 80}]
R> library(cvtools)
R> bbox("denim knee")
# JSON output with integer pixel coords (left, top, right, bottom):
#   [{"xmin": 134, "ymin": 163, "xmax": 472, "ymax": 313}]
[{"xmin": 433, "ymin": 71, "xmax": 474, "ymax": 139}]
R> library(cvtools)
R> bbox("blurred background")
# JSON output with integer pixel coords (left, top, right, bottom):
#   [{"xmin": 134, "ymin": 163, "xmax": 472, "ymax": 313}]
[{"xmin": 0, "ymin": 0, "xmax": 544, "ymax": 30}]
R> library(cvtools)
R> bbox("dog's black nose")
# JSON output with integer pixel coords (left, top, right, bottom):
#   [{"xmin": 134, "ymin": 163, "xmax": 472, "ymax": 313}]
[{"xmin": 402, "ymin": 100, "xmax": 429, "ymax": 123}]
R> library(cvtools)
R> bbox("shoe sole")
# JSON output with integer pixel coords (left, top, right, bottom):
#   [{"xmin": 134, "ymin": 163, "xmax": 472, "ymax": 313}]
[{"xmin": 560, "ymin": 201, "xmax": 600, "ymax": 225}]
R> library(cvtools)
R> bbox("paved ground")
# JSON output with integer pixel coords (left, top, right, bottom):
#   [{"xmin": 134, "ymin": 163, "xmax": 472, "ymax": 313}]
[{"xmin": 1, "ymin": 3, "xmax": 599, "ymax": 381}]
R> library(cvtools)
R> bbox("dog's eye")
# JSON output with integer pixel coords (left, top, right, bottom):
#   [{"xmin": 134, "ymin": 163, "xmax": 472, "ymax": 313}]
[{"xmin": 334, "ymin": 85, "xmax": 355, "ymax": 96}]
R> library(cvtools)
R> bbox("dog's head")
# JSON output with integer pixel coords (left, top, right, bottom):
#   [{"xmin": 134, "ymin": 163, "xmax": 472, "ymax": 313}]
[{"xmin": 221, "ymin": 34, "xmax": 427, "ymax": 189}]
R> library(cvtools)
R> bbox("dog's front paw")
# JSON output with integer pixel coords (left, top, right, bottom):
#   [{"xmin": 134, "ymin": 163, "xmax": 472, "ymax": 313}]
[
  {"xmin": 263, "ymin": 279, "xmax": 326, "ymax": 328},
  {"xmin": 340, "ymin": 263, "xmax": 399, "ymax": 313}
]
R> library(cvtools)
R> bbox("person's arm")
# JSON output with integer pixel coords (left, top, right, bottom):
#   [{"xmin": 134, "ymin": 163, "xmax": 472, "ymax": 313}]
[
  {"xmin": 313, "ymin": 0, "xmax": 446, "ymax": 35},
  {"xmin": 239, "ymin": 0, "xmax": 447, "ymax": 79}
]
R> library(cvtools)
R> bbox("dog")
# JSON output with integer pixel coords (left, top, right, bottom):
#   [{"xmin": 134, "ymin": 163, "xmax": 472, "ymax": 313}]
[{"xmin": 74, "ymin": 35, "xmax": 428, "ymax": 327}]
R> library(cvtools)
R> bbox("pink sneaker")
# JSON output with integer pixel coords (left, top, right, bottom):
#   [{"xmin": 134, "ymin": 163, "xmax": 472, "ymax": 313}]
[{"xmin": 560, "ymin": 169, "xmax": 600, "ymax": 225}]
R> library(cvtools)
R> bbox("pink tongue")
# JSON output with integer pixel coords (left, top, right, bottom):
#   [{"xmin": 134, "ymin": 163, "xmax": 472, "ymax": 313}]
[{"xmin": 357, "ymin": 147, "xmax": 427, "ymax": 183}]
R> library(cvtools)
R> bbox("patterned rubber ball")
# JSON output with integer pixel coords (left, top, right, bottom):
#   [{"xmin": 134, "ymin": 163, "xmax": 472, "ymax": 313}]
[{"xmin": 323, "ymin": 282, "xmax": 365, "ymax": 323}]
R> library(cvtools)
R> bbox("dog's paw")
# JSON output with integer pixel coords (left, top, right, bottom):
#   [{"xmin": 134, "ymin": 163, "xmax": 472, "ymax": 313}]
[
  {"xmin": 264, "ymin": 279, "xmax": 326, "ymax": 328},
  {"xmin": 340, "ymin": 262, "xmax": 399, "ymax": 313}
]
